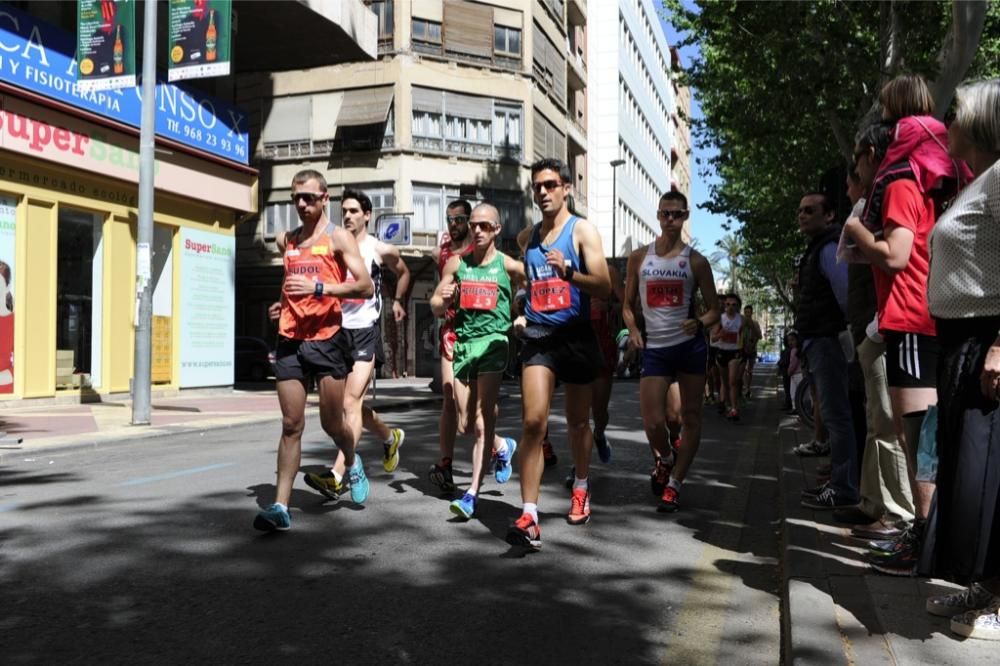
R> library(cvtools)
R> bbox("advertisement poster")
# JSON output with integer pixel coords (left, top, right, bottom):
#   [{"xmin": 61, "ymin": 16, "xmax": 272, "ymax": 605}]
[
  {"xmin": 178, "ymin": 227, "xmax": 234, "ymax": 387},
  {"xmin": 77, "ymin": 0, "xmax": 136, "ymax": 91},
  {"xmin": 0, "ymin": 196, "xmax": 15, "ymax": 394},
  {"xmin": 168, "ymin": 0, "xmax": 232, "ymax": 82}
]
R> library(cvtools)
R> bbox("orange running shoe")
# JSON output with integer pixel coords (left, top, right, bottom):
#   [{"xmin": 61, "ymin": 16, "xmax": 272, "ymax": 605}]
[
  {"xmin": 567, "ymin": 485, "xmax": 591, "ymax": 525},
  {"xmin": 506, "ymin": 513, "xmax": 541, "ymax": 551},
  {"xmin": 658, "ymin": 485, "xmax": 680, "ymax": 513}
]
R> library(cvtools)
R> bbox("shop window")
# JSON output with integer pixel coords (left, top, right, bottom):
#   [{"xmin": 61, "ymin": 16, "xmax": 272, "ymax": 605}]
[{"xmin": 56, "ymin": 209, "xmax": 102, "ymax": 390}]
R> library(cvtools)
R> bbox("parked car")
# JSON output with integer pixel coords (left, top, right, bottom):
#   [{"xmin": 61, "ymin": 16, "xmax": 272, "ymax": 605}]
[{"xmin": 235, "ymin": 336, "xmax": 275, "ymax": 381}]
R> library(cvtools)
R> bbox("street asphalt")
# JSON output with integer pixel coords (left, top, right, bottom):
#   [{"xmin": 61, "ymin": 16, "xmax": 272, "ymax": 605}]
[{"xmin": 1, "ymin": 376, "xmax": 782, "ymax": 664}]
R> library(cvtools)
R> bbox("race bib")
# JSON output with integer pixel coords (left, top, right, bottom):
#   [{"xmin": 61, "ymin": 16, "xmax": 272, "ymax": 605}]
[
  {"xmin": 721, "ymin": 330, "xmax": 739, "ymax": 344},
  {"xmin": 459, "ymin": 280, "xmax": 499, "ymax": 310},
  {"xmin": 530, "ymin": 277, "xmax": 571, "ymax": 312},
  {"xmin": 342, "ymin": 273, "xmax": 364, "ymax": 305},
  {"xmin": 646, "ymin": 280, "xmax": 684, "ymax": 307}
]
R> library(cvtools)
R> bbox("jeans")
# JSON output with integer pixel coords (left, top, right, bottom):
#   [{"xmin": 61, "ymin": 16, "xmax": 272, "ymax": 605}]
[
  {"xmin": 856, "ymin": 337, "xmax": 914, "ymax": 522},
  {"xmin": 802, "ymin": 335, "xmax": 859, "ymax": 501}
]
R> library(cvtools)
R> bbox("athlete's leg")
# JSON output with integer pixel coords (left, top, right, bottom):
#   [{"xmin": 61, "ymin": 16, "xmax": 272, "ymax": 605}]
[
  {"xmin": 438, "ymin": 355, "xmax": 458, "ymax": 462},
  {"xmin": 317, "ymin": 375, "xmax": 354, "ymax": 467},
  {"xmin": 717, "ymin": 358, "xmax": 729, "ymax": 408},
  {"xmin": 470, "ymin": 372, "xmax": 503, "ymax": 493},
  {"xmin": 640, "ymin": 375, "xmax": 672, "ymax": 459},
  {"xmin": 665, "ymin": 381, "xmax": 682, "ymax": 444},
  {"xmin": 591, "ymin": 370, "xmax": 613, "ymax": 437},
  {"xmin": 564, "ymin": 382, "xmax": 595, "ymax": 481},
  {"xmin": 727, "ymin": 358, "xmax": 743, "ymax": 412},
  {"xmin": 671, "ymin": 371, "xmax": 708, "ymax": 481},
  {"xmin": 332, "ymin": 359, "xmax": 374, "ymax": 477},
  {"xmin": 274, "ymin": 378, "xmax": 308, "ymax": 507},
  {"xmin": 519, "ymin": 365, "xmax": 556, "ymax": 504}
]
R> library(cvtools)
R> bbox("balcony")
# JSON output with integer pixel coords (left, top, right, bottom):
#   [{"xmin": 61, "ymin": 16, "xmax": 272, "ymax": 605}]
[
  {"xmin": 567, "ymin": 52, "xmax": 586, "ymax": 91},
  {"xmin": 412, "ymin": 41, "xmax": 523, "ymax": 74},
  {"xmin": 411, "ymin": 136, "xmax": 522, "ymax": 162},
  {"xmin": 567, "ymin": 0, "xmax": 587, "ymax": 26}
]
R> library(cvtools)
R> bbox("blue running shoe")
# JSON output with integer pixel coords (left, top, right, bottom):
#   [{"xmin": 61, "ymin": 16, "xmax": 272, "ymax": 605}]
[
  {"xmin": 253, "ymin": 503, "xmax": 291, "ymax": 532},
  {"xmin": 594, "ymin": 432, "xmax": 613, "ymax": 463},
  {"xmin": 494, "ymin": 437, "xmax": 518, "ymax": 484},
  {"xmin": 449, "ymin": 492, "xmax": 477, "ymax": 519},
  {"xmin": 348, "ymin": 455, "xmax": 370, "ymax": 504}
]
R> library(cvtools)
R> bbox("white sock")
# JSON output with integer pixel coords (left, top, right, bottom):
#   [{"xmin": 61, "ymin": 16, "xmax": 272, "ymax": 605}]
[
  {"xmin": 494, "ymin": 437, "xmax": 509, "ymax": 457},
  {"xmin": 332, "ymin": 470, "xmax": 343, "ymax": 484},
  {"xmin": 466, "ymin": 487, "xmax": 478, "ymax": 497},
  {"xmin": 384, "ymin": 432, "xmax": 395, "ymax": 445},
  {"xmin": 668, "ymin": 477, "xmax": 682, "ymax": 491},
  {"xmin": 523, "ymin": 502, "xmax": 538, "ymax": 521},
  {"xmin": 273, "ymin": 502, "xmax": 287, "ymax": 511},
  {"xmin": 573, "ymin": 476, "xmax": 588, "ymax": 490}
]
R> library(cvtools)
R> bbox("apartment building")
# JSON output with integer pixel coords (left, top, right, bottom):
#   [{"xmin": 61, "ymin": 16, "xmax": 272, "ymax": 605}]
[
  {"xmin": 587, "ymin": 0, "xmax": 689, "ymax": 256},
  {"xmin": 236, "ymin": 0, "xmax": 588, "ymax": 379}
]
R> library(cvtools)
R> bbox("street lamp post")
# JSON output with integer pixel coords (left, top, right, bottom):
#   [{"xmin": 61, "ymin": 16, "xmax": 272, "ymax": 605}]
[{"xmin": 609, "ymin": 159, "xmax": 625, "ymax": 257}]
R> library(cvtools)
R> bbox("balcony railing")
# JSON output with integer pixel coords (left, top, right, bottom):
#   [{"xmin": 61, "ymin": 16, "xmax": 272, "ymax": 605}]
[
  {"xmin": 412, "ymin": 40, "xmax": 523, "ymax": 74},
  {"xmin": 412, "ymin": 136, "xmax": 522, "ymax": 162}
]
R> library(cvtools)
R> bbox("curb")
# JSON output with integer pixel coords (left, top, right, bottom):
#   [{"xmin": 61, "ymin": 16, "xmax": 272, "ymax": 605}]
[{"xmin": 0, "ymin": 395, "xmax": 440, "ymax": 463}]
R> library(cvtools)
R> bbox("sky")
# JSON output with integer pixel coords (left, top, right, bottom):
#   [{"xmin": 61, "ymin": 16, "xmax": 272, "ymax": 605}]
[{"xmin": 658, "ymin": 6, "xmax": 732, "ymax": 258}]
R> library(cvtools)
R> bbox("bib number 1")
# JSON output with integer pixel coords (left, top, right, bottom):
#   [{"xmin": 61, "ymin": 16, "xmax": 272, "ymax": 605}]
[{"xmin": 530, "ymin": 277, "xmax": 571, "ymax": 312}]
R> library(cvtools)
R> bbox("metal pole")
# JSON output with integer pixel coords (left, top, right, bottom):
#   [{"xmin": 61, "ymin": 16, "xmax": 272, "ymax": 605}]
[
  {"xmin": 132, "ymin": 0, "xmax": 157, "ymax": 425},
  {"xmin": 611, "ymin": 168, "xmax": 617, "ymax": 258}
]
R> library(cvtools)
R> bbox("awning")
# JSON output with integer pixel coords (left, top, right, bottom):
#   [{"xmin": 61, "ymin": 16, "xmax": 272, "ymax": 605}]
[{"xmin": 337, "ymin": 87, "xmax": 395, "ymax": 127}]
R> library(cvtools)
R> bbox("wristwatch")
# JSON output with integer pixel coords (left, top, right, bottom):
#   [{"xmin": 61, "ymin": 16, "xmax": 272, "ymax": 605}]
[
  {"xmin": 313, "ymin": 281, "xmax": 325, "ymax": 298},
  {"xmin": 563, "ymin": 264, "xmax": 575, "ymax": 281}
]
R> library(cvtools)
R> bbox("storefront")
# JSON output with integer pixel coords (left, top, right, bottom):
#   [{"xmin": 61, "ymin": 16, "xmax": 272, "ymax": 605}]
[{"xmin": 0, "ymin": 4, "xmax": 256, "ymax": 401}]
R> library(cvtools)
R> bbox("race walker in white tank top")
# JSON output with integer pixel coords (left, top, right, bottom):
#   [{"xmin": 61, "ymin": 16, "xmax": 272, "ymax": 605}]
[
  {"xmin": 713, "ymin": 312, "xmax": 743, "ymax": 351},
  {"xmin": 639, "ymin": 244, "xmax": 698, "ymax": 348},
  {"xmin": 341, "ymin": 234, "xmax": 383, "ymax": 329}
]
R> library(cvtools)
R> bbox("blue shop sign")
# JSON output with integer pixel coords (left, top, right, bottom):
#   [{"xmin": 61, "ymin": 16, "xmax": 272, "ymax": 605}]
[{"xmin": 0, "ymin": 3, "xmax": 248, "ymax": 165}]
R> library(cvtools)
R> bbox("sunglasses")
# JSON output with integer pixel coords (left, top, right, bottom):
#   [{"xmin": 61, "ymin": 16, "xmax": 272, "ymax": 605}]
[
  {"xmin": 657, "ymin": 209, "xmax": 688, "ymax": 220},
  {"xmin": 292, "ymin": 192, "xmax": 324, "ymax": 204},
  {"xmin": 469, "ymin": 221, "xmax": 496, "ymax": 232},
  {"xmin": 531, "ymin": 180, "xmax": 563, "ymax": 194},
  {"xmin": 447, "ymin": 215, "xmax": 469, "ymax": 224}
]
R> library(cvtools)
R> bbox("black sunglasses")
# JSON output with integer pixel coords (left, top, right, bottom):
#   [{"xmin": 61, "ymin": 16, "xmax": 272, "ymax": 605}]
[
  {"xmin": 657, "ymin": 210, "xmax": 689, "ymax": 220},
  {"xmin": 447, "ymin": 215, "xmax": 469, "ymax": 225},
  {"xmin": 469, "ymin": 221, "xmax": 496, "ymax": 232},
  {"xmin": 531, "ymin": 180, "xmax": 563, "ymax": 194},
  {"xmin": 292, "ymin": 192, "xmax": 324, "ymax": 204}
]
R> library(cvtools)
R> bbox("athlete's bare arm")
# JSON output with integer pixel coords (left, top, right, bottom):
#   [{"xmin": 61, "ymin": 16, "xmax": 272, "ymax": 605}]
[
  {"xmin": 608, "ymin": 263, "xmax": 624, "ymax": 303},
  {"xmin": 565, "ymin": 219, "xmax": 612, "ymax": 299},
  {"xmin": 686, "ymin": 251, "xmax": 721, "ymax": 336},
  {"xmin": 503, "ymin": 253, "xmax": 527, "ymax": 292},
  {"xmin": 516, "ymin": 226, "xmax": 533, "ymax": 257},
  {"xmin": 268, "ymin": 230, "xmax": 294, "ymax": 320},
  {"xmin": 430, "ymin": 255, "xmax": 462, "ymax": 318},
  {"xmin": 320, "ymin": 227, "xmax": 374, "ymax": 299},
  {"xmin": 377, "ymin": 240, "xmax": 411, "ymax": 321},
  {"xmin": 622, "ymin": 247, "xmax": 645, "ymax": 349}
]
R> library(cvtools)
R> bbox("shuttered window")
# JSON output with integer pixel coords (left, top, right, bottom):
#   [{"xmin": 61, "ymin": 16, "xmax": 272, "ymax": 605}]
[
  {"xmin": 443, "ymin": 0, "xmax": 492, "ymax": 58},
  {"xmin": 261, "ymin": 96, "xmax": 311, "ymax": 144},
  {"xmin": 532, "ymin": 110, "xmax": 564, "ymax": 161},
  {"xmin": 532, "ymin": 23, "xmax": 565, "ymax": 108}
]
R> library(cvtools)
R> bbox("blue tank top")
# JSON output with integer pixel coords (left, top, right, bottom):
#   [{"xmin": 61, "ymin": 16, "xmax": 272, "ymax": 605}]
[{"xmin": 523, "ymin": 216, "xmax": 590, "ymax": 327}]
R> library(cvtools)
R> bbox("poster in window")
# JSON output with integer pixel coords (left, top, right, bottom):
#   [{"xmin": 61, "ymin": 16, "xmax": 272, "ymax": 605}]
[
  {"xmin": 76, "ymin": 0, "xmax": 136, "ymax": 91},
  {"xmin": 178, "ymin": 227, "xmax": 234, "ymax": 387},
  {"xmin": 0, "ymin": 196, "xmax": 15, "ymax": 394},
  {"xmin": 168, "ymin": 0, "xmax": 232, "ymax": 81}
]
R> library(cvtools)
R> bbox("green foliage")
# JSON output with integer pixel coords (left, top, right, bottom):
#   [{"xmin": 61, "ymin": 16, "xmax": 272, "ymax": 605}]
[{"xmin": 662, "ymin": 0, "xmax": 998, "ymax": 295}]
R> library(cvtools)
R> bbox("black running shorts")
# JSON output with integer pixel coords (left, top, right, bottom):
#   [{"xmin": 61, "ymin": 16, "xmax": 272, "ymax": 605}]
[
  {"xmin": 520, "ymin": 322, "xmax": 603, "ymax": 385},
  {"xmin": 274, "ymin": 330, "xmax": 354, "ymax": 381}
]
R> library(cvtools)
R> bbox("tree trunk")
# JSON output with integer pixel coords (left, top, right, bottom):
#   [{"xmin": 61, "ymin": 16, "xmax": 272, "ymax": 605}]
[{"xmin": 930, "ymin": 0, "xmax": 988, "ymax": 118}]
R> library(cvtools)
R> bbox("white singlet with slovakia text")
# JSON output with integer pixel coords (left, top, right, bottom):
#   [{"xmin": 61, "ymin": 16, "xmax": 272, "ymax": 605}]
[
  {"xmin": 714, "ymin": 312, "xmax": 743, "ymax": 351},
  {"xmin": 639, "ymin": 243, "xmax": 697, "ymax": 348},
  {"xmin": 341, "ymin": 235, "xmax": 383, "ymax": 328}
]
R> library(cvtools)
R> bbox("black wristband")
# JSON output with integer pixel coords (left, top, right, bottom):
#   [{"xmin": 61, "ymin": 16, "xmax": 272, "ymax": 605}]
[
  {"xmin": 564, "ymin": 264, "xmax": 575, "ymax": 281},
  {"xmin": 313, "ymin": 281, "xmax": 324, "ymax": 298}
]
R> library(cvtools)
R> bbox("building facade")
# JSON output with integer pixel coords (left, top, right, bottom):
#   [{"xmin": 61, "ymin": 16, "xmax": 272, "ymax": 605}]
[
  {"xmin": 0, "ymin": 1, "xmax": 372, "ymax": 402},
  {"xmin": 236, "ymin": 0, "xmax": 588, "ymax": 379},
  {"xmin": 587, "ymin": 0, "xmax": 690, "ymax": 256}
]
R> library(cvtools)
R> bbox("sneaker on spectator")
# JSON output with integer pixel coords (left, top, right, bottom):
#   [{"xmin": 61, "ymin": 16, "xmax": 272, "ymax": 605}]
[
  {"xmin": 868, "ymin": 522, "xmax": 920, "ymax": 556},
  {"xmin": 951, "ymin": 602, "xmax": 1000, "ymax": 640},
  {"xmin": 927, "ymin": 584, "xmax": 999, "ymax": 618},
  {"xmin": 851, "ymin": 520, "xmax": 903, "ymax": 540},
  {"xmin": 506, "ymin": 513, "xmax": 542, "ymax": 551},
  {"xmin": 800, "ymin": 486, "xmax": 857, "ymax": 510},
  {"xmin": 794, "ymin": 439, "xmax": 831, "ymax": 457},
  {"xmin": 800, "ymin": 481, "xmax": 831, "ymax": 499},
  {"xmin": 869, "ymin": 548, "xmax": 918, "ymax": 576}
]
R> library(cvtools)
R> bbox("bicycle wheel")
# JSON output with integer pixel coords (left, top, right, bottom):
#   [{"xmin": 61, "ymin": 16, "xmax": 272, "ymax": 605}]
[{"xmin": 795, "ymin": 375, "xmax": 815, "ymax": 429}]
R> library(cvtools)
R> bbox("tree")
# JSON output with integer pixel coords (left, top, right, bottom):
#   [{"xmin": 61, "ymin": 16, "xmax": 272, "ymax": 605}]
[
  {"xmin": 710, "ymin": 233, "xmax": 743, "ymax": 293},
  {"xmin": 663, "ymin": 0, "xmax": 998, "ymax": 290}
]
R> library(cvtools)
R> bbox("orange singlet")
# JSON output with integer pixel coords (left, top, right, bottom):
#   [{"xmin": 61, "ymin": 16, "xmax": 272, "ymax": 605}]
[{"xmin": 278, "ymin": 223, "xmax": 347, "ymax": 341}]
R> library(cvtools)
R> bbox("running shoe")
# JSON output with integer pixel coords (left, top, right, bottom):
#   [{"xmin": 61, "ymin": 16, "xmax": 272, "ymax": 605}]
[
  {"xmin": 650, "ymin": 456, "xmax": 672, "ymax": 496},
  {"xmin": 542, "ymin": 438, "xmax": 558, "ymax": 467},
  {"xmin": 950, "ymin": 602, "xmax": 1000, "ymax": 640},
  {"xmin": 428, "ymin": 459, "xmax": 456, "ymax": 493},
  {"xmin": 800, "ymin": 481, "xmax": 830, "ymax": 499},
  {"xmin": 869, "ymin": 548, "xmax": 918, "ymax": 576},
  {"xmin": 793, "ymin": 439, "xmax": 831, "ymax": 457},
  {"xmin": 726, "ymin": 408, "xmax": 740, "ymax": 421},
  {"xmin": 382, "ymin": 427, "xmax": 405, "ymax": 473},
  {"xmin": 926, "ymin": 584, "xmax": 999, "ymax": 618},
  {"xmin": 567, "ymin": 484, "xmax": 591, "ymax": 525},
  {"xmin": 253, "ymin": 503, "xmax": 291, "ymax": 532},
  {"xmin": 564, "ymin": 465, "xmax": 576, "ymax": 490},
  {"xmin": 506, "ymin": 513, "xmax": 542, "ymax": 551},
  {"xmin": 868, "ymin": 522, "xmax": 920, "ymax": 556},
  {"xmin": 303, "ymin": 470, "xmax": 344, "ymax": 501},
  {"xmin": 494, "ymin": 437, "xmax": 518, "ymax": 484},
  {"xmin": 348, "ymin": 455, "xmax": 369, "ymax": 504},
  {"xmin": 449, "ymin": 492, "xmax": 477, "ymax": 520},
  {"xmin": 800, "ymin": 486, "xmax": 857, "ymax": 510},
  {"xmin": 594, "ymin": 432, "xmax": 612, "ymax": 463},
  {"xmin": 658, "ymin": 485, "xmax": 680, "ymax": 513}
]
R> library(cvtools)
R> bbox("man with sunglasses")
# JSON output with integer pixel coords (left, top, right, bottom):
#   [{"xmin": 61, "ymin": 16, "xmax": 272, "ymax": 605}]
[
  {"xmin": 430, "ymin": 203, "xmax": 524, "ymax": 519},
  {"xmin": 254, "ymin": 170, "xmax": 374, "ymax": 532},
  {"xmin": 506, "ymin": 159, "xmax": 611, "ymax": 551},
  {"xmin": 428, "ymin": 200, "xmax": 476, "ymax": 492},
  {"xmin": 623, "ymin": 191, "xmax": 720, "ymax": 512},
  {"xmin": 300, "ymin": 188, "xmax": 412, "ymax": 503}
]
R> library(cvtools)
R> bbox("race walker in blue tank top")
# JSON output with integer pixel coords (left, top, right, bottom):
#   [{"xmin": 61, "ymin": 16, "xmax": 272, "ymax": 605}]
[{"xmin": 523, "ymin": 216, "xmax": 590, "ymax": 328}]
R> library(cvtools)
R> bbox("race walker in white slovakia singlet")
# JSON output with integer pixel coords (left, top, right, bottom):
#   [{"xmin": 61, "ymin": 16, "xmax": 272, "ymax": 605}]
[
  {"xmin": 714, "ymin": 312, "xmax": 743, "ymax": 351},
  {"xmin": 639, "ymin": 244, "xmax": 698, "ymax": 348},
  {"xmin": 341, "ymin": 235, "xmax": 383, "ymax": 329}
]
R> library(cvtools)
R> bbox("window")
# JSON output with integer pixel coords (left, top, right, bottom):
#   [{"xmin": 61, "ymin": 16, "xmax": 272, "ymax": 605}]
[
  {"xmin": 411, "ymin": 184, "xmax": 460, "ymax": 233},
  {"xmin": 492, "ymin": 104, "xmax": 522, "ymax": 158},
  {"xmin": 412, "ymin": 18, "xmax": 442, "ymax": 44},
  {"xmin": 412, "ymin": 111, "xmax": 443, "ymax": 138},
  {"xmin": 412, "ymin": 87, "xmax": 521, "ymax": 160},
  {"xmin": 263, "ymin": 201, "xmax": 298, "ymax": 240},
  {"xmin": 369, "ymin": 1, "xmax": 394, "ymax": 39},
  {"xmin": 494, "ymin": 26, "xmax": 521, "ymax": 57}
]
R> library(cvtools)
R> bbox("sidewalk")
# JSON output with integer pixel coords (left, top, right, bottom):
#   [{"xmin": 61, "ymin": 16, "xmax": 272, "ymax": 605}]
[
  {"xmin": 777, "ymin": 413, "xmax": 996, "ymax": 664},
  {"xmin": 0, "ymin": 377, "xmax": 439, "ymax": 462}
]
